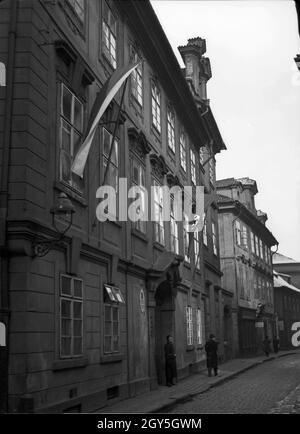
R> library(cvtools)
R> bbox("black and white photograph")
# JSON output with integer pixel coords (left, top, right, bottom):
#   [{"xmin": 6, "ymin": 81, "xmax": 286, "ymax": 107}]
[{"xmin": 0, "ymin": 0, "xmax": 300, "ymax": 424}]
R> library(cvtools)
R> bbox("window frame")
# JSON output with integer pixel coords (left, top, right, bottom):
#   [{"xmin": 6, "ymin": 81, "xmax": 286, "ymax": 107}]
[
  {"xmin": 101, "ymin": 0, "xmax": 117, "ymax": 69},
  {"xmin": 180, "ymin": 132, "xmax": 187, "ymax": 172},
  {"xmin": 190, "ymin": 148, "xmax": 196, "ymax": 185},
  {"xmin": 131, "ymin": 158, "xmax": 147, "ymax": 234},
  {"xmin": 212, "ymin": 222, "xmax": 218, "ymax": 256},
  {"xmin": 167, "ymin": 107, "xmax": 176, "ymax": 153},
  {"xmin": 60, "ymin": 275, "xmax": 83, "ymax": 359},
  {"xmin": 196, "ymin": 308, "xmax": 203, "ymax": 345},
  {"xmin": 59, "ymin": 83, "xmax": 84, "ymax": 194},
  {"xmin": 186, "ymin": 306, "xmax": 193, "ymax": 346},
  {"xmin": 151, "ymin": 80, "xmax": 161, "ymax": 133},
  {"xmin": 193, "ymin": 229, "xmax": 200, "ymax": 270},
  {"xmin": 183, "ymin": 213, "xmax": 191, "ymax": 263},
  {"xmin": 103, "ymin": 303, "xmax": 120, "ymax": 354},
  {"xmin": 153, "ymin": 179, "xmax": 165, "ymax": 246},
  {"xmin": 130, "ymin": 45, "xmax": 143, "ymax": 107},
  {"xmin": 170, "ymin": 194, "xmax": 179, "ymax": 254}
]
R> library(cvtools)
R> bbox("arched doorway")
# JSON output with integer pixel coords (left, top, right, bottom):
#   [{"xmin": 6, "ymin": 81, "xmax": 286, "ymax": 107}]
[{"xmin": 155, "ymin": 280, "xmax": 175, "ymax": 385}]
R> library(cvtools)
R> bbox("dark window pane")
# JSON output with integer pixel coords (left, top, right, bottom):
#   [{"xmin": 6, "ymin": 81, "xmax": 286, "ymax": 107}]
[
  {"xmin": 61, "ymin": 337, "xmax": 72, "ymax": 356},
  {"xmin": 61, "ymin": 276, "xmax": 72, "ymax": 295},
  {"xmin": 62, "ymin": 85, "xmax": 72, "ymax": 121},
  {"xmin": 73, "ymin": 301, "xmax": 82, "ymax": 319},
  {"xmin": 61, "ymin": 299, "xmax": 71, "ymax": 318},
  {"xmin": 73, "ymin": 337, "xmax": 83, "ymax": 355},
  {"xmin": 74, "ymin": 280, "xmax": 82, "ymax": 298}
]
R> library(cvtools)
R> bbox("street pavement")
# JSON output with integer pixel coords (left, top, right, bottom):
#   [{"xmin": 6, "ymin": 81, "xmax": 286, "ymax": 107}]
[
  {"xmin": 168, "ymin": 353, "xmax": 300, "ymax": 414},
  {"xmin": 95, "ymin": 350, "xmax": 300, "ymax": 414}
]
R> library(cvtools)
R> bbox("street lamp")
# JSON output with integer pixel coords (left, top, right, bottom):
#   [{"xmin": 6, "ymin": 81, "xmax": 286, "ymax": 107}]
[{"xmin": 32, "ymin": 193, "xmax": 75, "ymax": 257}]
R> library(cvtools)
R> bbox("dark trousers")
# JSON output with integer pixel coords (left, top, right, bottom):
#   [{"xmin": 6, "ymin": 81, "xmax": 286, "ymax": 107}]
[
  {"xmin": 208, "ymin": 367, "xmax": 218, "ymax": 377},
  {"xmin": 165, "ymin": 359, "xmax": 176, "ymax": 385}
]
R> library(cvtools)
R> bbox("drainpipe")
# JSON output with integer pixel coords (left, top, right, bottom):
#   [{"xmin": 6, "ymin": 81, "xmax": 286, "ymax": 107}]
[
  {"xmin": 231, "ymin": 201, "xmax": 242, "ymax": 357},
  {"xmin": 0, "ymin": 0, "xmax": 18, "ymax": 413}
]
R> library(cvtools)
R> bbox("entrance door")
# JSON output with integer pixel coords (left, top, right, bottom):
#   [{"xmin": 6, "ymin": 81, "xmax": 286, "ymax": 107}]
[{"xmin": 155, "ymin": 281, "xmax": 175, "ymax": 385}]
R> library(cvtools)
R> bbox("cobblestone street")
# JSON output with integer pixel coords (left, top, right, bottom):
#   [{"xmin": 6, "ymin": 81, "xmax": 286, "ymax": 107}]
[{"xmin": 167, "ymin": 354, "xmax": 300, "ymax": 414}]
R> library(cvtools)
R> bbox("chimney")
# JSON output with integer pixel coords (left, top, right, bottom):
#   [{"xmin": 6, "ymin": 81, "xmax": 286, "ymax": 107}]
[{"xmin": 178, "ymin": 37, "xmax": 212, "ymax": 101}]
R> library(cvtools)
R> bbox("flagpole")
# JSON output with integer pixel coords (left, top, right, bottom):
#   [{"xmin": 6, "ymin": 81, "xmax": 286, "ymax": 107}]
[{"xmin": 102, "ymin": 77, "xmax": 128, "ymax": 187}]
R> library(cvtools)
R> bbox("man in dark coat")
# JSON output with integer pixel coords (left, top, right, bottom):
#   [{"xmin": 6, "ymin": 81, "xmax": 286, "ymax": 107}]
[
  {"xmin": 205, "ymin": 334, "xmax": 218, "ymax": 377},
  {"xmin": 164, "ymin": 335, "xmax": 177, "ymax": 387},
  {"xmin": 263, "ymin": 336, "xmax": 271, "ymax": 357}
]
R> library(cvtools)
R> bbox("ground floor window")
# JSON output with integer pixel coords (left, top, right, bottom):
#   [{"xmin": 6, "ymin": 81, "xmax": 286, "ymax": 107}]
[
  {"xmin": 60, "ymin": 275, "xmax": 83, "ymax": 358},
  {"xmin": 186, "ymin": 306, "xmax": 193, "ymax": 345},
  {"xmin": 104, "ymin": 304, "xmax": 120, "ymax": 354}
]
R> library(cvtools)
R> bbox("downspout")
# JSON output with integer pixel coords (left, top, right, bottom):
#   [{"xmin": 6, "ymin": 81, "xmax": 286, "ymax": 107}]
[
  {"xmin": 231, "ymin": 201, "xmax": 242, "ymax": 357},
  {"xmin": 0, "ymin": 0, "xmax": 18, "ymax": 413}
]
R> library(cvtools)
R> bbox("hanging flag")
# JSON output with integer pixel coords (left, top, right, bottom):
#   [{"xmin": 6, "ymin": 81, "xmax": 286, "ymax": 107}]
[{"xmin": 71, "ymin": 61, "xmax": 141, "ymax": 178}]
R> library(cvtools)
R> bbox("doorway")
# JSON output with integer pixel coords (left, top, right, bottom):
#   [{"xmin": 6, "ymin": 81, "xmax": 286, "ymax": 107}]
[{"xmin": 155, "ymin": 280, "xmax": 175, "ymax": 385}]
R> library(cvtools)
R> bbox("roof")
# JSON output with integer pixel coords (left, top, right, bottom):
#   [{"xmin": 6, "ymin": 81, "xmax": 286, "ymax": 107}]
[
  {"xmin": 216, "ymin": 178, "xmax": 238, "ymax": 188},
  {"xmin": 273, "ymin": 271, "xmax": 300, "ymax": 294},
  {"xmin": 273, "ymin": 252, "xmax": 299, "ymax": 264}
]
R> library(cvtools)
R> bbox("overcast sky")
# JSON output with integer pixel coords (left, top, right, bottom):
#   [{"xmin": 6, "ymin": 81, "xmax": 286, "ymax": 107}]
[{"xmin": 151, "ymin": 0, "xmax": 300, "ymax": 261}]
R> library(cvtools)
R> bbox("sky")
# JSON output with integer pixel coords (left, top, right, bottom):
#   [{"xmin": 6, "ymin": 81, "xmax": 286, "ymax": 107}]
[{"xmin": 151, "ymin": 0, "xmax": 300, "ymax": 261}]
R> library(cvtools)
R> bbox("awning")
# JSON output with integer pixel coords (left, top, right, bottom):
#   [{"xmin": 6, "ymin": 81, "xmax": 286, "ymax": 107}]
[{"xmin": 104, "ymin": 284, "xmax": 125, "ymax": 304}]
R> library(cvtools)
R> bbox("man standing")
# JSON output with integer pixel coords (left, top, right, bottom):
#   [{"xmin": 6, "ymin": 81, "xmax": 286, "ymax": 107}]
[
  {"xmin": 263, "ymin": 336, "xmax": 271, "ymax": 357},
  {"xmin": 164, "ymin": 335, "xmax": 177, "ymax": 387},
  {"xmin": 205, "ymin": 334, "xmax": 219, "ymax": 377}
]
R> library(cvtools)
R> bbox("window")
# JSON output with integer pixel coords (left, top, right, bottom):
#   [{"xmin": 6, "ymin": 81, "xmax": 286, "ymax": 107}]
[
  {"xmin": 255, "ymin": 235, "xmax": 259, "ymax": 256},
  {"xmin": 203, "ymin": 219, "xmax": 208, "ymax": 246},
  {"xmin": 103, "ymin": 285, "xmax": 125, "ymax": 354},
  {"xmin": 170, "ymin": 194, "xmax": 179, "ymax": 254},
  {"xmin": 130, "ymin": 46, "xmax": 143, "ymax": 106},
  {"xmin": 183, "ymin": 213, "xmax": 190, "ymax": 263},
  {"xmin": 104, "ymin": 305, "xmax": 119, "ymax": 354},
  {"xmin": 196, "ymin": 308, "xmax": 203, "ymax": 345},
  {"xmin": 250, "ymin": 231, "xmax": 255, "ymax": 254},
  {"xmin": 167, "ymin": 108, "xmax": 175, "ymax": 153},
  {"xmin": 257, "ymin": 276, "xmax": 262, "ymax": 299},
  {"xmin": 212, "ymin": 222, "xmax": 218, "ymax": 255},
  {"xmin": 132, "ymin": 159, "xmax": 146, "ymax": 233},
  {"xmin": 190, "ymin": 148, "xmax": 196, "ymax": 185},
  {"xmin": 209, "ymin": 158, "xmax": 214, "ymax": 184},
  {"xmin": 241, "ymin": 226, "xmax": 248, "ymax": 249},
  {"xmin": 60, "ymin": 275, "xmax": 83, "ymax": 358},
  {"xmin": 153, "ymin": 180, "xmax": 164, "ymax": 245},
  {"xmin": 180, "ymin": 133, "xmax": 187, "ymax": 171},
  {"xmin": 259, "ymin": 239, "xmax": 263, "ymax": 259},
  {"xmin": 235, "ymin": 220, "xmax": 241, "ymax": 245},
  {"xmin": 254, "ymin": 277, "xmax": 259, "ymax": 299},
  {"xmin": 67, "ymin": 0, "xmax": 85, "ymax": 23},
  {"xmin": 186, "ymin": 306, "xmax": 193, "ymax": 346},
  {"xmin": 199, "ymin": 147, "xmax": 205, "ymax": 165},
  {"xmin": 151, "ymin": 81, "xmax": 161, "ymax": 133},
  {"xmin": 102, "ymin": 1, "xmax": 117, "ymax": 69},
  {"xmin": 194, "ymin": 230, "xmax": 200, "ymax": 269},
  {"xmin": 102, "ymin": 128, "xmax": 119, "ymax": 191},
  {"xmin": 60, "ymin": 84, "xmax": 84, "ymax": 192}
]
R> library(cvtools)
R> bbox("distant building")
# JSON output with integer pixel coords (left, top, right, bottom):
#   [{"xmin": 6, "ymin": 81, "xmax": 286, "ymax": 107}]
[
  {"xmin": 273, "ymin": 253, "xmax": 300, "ymax": 289},
  {"xmin": 217, "ymin": 177, "xmax": 278, "ymax": 357},
  {"xmin": 273, "ymin": 271, "xmax": 300, "ymax": 350},
  {"xmin": 178, "ymin": 38, "xmax": 229, "ymax": 361}
]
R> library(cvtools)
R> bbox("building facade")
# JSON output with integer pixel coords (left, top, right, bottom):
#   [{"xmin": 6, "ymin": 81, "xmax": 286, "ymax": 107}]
[
  {"xmin": 0, "ymin": 0, "xmax": 227, "ymax": 413},
  {"xmin": 273, "ymin": 271, "xmax": 300, "ymax": 350},
  {"xmin": 273, "ymin": 253, "xmax": 300, "ymax": 289},
  {"xmin": 217, "ymin": 178, "xmax": 278, "ymax": 357},
  {"xmin": 178, "ymin": 39, "xmax": 230, "ymax": 362}
]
